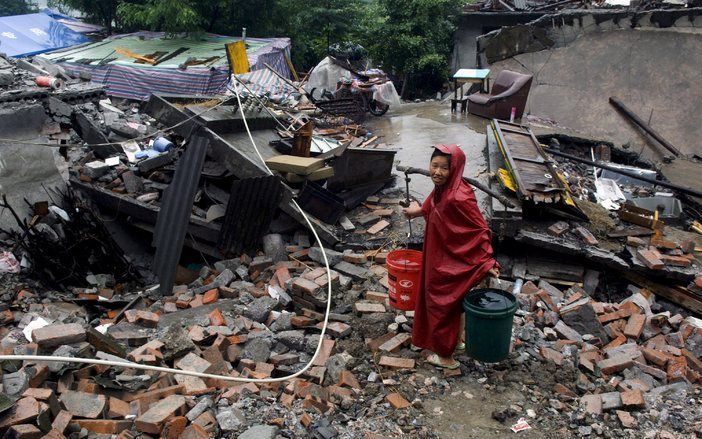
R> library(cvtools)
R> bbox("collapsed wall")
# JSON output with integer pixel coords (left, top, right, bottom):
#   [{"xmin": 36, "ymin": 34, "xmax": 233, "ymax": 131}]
[{"xmin": 475, "ymin": 8, "xmax": 702, "ymax": 161}]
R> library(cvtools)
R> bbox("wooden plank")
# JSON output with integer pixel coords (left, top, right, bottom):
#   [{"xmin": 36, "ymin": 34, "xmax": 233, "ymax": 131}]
[
  {"xmin": 623, "ymin": 271, "xmax": 702, "ymax": 315},
  {"xmin": 264, "ymin": 155, "xmax": 325, "ymax": 175}
]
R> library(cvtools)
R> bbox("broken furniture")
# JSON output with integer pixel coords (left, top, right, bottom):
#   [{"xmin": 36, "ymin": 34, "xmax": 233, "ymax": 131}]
[
  {"xmin": 467, "ymin": 70, "xmax": 533, "ymax": 120},
  {"xmin": 451, "ymin": 68, "xmax": 491, "ymax": 113}
]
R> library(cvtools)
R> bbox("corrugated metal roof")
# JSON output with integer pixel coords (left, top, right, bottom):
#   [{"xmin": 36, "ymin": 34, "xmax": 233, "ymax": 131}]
[
  {"xmin": 41, "ymin": 32, "xmax": 278, "ymax": 69},
  {"xmin": 218, "ymin": 175, "xmax": 283, "ymax": 257},
  {"xmin": 152, "ymin": 135, "xmax": 208, "ymax": 296}
]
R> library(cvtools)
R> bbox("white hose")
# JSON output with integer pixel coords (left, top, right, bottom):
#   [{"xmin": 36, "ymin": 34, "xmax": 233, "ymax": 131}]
[{"xmin": 0, "ymin": 83, "xmax": 334, "ymax": 384}]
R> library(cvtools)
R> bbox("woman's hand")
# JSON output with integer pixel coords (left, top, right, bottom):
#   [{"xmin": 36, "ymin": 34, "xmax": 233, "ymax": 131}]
[
  {"xmin": 487, "ymin": 265, "xmax": 500, "ymax": 278},
  {"xmin": 402, "ymin": 201, "xmax": 422, "ymax": 219}
]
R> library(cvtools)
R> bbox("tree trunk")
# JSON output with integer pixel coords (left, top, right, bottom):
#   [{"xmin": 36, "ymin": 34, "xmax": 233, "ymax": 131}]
[{"xmin": 400, "ymin": 73, "xmax": 409, "ymax": 100}]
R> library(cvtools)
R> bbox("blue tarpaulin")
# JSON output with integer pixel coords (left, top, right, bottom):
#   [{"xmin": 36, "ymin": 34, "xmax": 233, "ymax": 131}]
[{"xmin": 0, "ymin": 13, "xmax": 89, "ymax": 58}]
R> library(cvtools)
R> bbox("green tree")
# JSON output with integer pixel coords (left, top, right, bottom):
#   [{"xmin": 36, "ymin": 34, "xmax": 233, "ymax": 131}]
[
  {"xmin": 0, "ymin": 0, "xmax": 37, "ymax": 17},
  {"xmin": 118, "ymin": 0, "xmax": 201, "ymax": 34},
  {"xmin": 372, "ymin": 0, "xmax": 462, "ymax": 98},
  {"xmin": 49, "ymin": 0, "xmax": 121, "ymax": 33}
]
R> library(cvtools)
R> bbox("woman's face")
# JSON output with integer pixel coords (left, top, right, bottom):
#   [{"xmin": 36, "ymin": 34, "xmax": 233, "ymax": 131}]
[{"xmin": 429, "ymin": 155, "xmax": 451, "ymax": 186}]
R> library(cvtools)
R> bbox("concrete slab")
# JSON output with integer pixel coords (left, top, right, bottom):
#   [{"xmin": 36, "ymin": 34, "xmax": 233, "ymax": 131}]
[{"xmin": 489, "ymin": 29, "xmax": 702, "ymax": 161}]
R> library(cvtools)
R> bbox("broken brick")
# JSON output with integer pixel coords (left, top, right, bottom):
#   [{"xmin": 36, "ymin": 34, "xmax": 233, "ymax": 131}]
[
  {"xmin": 547, "ymin": 221, "xmax": 569, "ymax": 237},
  {"xmin": 597, "ymin": 356, "xmax": 634, "ymax": 374},
  {"xmin": 660, "ymin": 254, "xmax": 692, "ymax": 267},
  {"xmin": 338, "ymin": 370, "xmax": 361, "ymax": 389},
  {"xmin": 386, "ymin": 393, "xmax": 410, "ymax": 409},
  {"xmin": 208, "ymin": 308, "xmax": 226, "ymax": 327},
  {"xmin": 540, "ymin": 346, "xmax": 564, "ymax": 366},
  {"xmin": 620, "ymin": 389, "xmax": 645, "ymax": 408},
  {"xmin": 378, "ymin": 356, "xmax": 415, "ymax": 369},
  {"xmin": 366, "ymin": 291, "xmax": 389, "ymax": 303},
  {"xmin": 642, "ymin": 347, "xmax": 669, "ymax": 367},
  {"xmin": 574, "ymin": 226, "xmax": 599, "ymax": 245},
  {"xmin": 378, "ymin": 333, "xmax": 412, "ymax": 353},
  {"xmin": 636, "ymin": 248, "xmax": 664, "ymax": 270},
  {"xmin": 59, "ymin": 391, "xmax": 106, "ymax": 419},
  {"xmin": 623, "ymin": 314, "xmax": 646, "ymax": 339},
  {"xmin": 354, "ymin": 302, "xmax": 386, "ymax": 314},
  {"xmin": 202, "ymin": 289, "xmax": 219, "ymax": 304},
  {"xmin": 135, "ymin": 395, "xmax": 186, "ymax": 434},
  {"xmin": 580, "ymin": 394, "xmax": 602, "ymax": 415},
  {"xmin": 73, "ymin": 420, "xmax": 134, "ymax": 435},
  {"xmin": 32, "ymin": 323, "xmax": 86, "ymax": 348},
  {"xmin": 616, "ymin": 410, "xmax": 637, "ymax": 428}
]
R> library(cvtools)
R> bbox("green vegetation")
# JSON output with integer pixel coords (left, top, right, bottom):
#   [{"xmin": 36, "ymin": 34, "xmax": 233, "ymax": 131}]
[
  {"xmin": 47, "ymin": 0, "xmax": 466, "ymax": 97},
  {"xmin": 0, "ymin": 0, "xmax": 37, "ymax": 17}
]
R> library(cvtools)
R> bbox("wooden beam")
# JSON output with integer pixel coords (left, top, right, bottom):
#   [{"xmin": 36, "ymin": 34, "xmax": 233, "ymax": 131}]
[{"xmin": 623, "ymin": 271, "xmax": 702, "ymax": 315}]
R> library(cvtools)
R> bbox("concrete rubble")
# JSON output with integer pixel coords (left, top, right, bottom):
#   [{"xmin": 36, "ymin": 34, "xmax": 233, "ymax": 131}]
[{"xmin": 0, "ymin": 28, "xmax": 701, "ymax": 439}]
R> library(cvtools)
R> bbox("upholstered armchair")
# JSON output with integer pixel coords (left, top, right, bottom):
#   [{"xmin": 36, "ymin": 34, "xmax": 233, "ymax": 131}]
[{"xmin": 467, "ymin": 70, "xmax": 533, "ymax": 120}]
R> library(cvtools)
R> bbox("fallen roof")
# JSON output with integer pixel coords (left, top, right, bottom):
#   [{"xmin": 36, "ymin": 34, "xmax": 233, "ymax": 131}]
[
  {"xmin": 0, "ymin": 12, "xmax": 89, "ymax": 57},
  {"xmin": 39, "ymin": 32, "xmax": 292, "ymax": 100}
]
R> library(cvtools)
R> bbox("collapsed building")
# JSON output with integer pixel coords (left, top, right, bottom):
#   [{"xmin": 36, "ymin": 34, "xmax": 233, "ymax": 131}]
[{"xmin": 0, "ymin": 5, "xmax": 700, "ymax": 439}]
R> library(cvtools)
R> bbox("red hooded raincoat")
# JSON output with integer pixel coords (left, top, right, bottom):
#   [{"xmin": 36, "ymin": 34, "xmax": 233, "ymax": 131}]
[{"xmin": 412, "ymin": 144, "xmax": 498, "ymax": 357}]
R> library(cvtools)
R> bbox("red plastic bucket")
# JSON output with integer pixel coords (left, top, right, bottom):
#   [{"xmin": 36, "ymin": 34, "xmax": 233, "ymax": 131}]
[{"xmin": 386, "ymin": 249, "xmax": 422, "ymax": 311}]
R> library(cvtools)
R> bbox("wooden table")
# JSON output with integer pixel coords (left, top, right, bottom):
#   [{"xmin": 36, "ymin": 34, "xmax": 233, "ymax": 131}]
[{"xmin": 451, "ymin": 68, "xmax": 490, "ymax": 113}]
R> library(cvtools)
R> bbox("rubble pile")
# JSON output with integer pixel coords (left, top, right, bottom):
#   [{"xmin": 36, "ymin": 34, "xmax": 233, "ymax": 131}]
[
  {"xmin": 0, "ymin": 226, "xmax": 452, "ymax": 438},
  {"xmin": 506, "ymin": 278, "xmax": 702, "ymax": 435}
]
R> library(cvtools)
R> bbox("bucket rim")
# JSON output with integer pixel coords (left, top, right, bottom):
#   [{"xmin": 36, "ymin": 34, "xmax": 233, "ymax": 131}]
[{"xmin": 463, "ymin": 288, "xmax": 517, "ymax": 317}]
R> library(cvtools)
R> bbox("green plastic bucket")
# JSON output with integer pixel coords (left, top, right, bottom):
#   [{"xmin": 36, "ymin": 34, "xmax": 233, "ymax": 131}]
[{"xmin": 463, "ymin": 288, "xmax": 518, "ymax": 363}]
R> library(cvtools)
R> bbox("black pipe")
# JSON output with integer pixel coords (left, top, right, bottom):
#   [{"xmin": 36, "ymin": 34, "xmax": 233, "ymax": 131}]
[
  {"xmin": 609, "ymin": 97, "xmax": 681, "ymax": 157},
  {"xmin": 543, "ymin": 148, "xmax": 702, "ymax": 198},
  {"xmin": 396, "ymin": 165, "xmax": 516, "ymax": 208}
]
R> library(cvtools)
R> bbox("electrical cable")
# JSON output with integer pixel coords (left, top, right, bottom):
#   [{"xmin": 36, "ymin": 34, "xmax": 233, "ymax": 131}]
[{"xmin": 0, "ymin": 84, "xmax": 334, "ymax": 384}]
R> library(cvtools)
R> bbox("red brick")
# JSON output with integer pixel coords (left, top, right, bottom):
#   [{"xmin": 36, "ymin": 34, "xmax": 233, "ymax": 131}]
[
  {"xmin": 574, "ymin": 226, "xmax": 598, "ymax": 245},
  {"xmin": 553, "ymin": 384, "xmax": 577, "ymax": 399},
  {"xmin": 107, "ymin": 397, "xmax": 131, "ymax": 419},
  {"xmin": 134, "ymin": 310, "xmax": 159, "ymax": 327},
  {"xmin": 660, "ymin": 254, "xmax": 692, "ymax": 267},
  {"xmin": 540, "ymin": 346, "xmax": 564, "ymax": 366},
  {"xmin": 636, "ymin": 248, "xmax": 664, "ymax": 270},
  {"xmin": 597, "ymin": 356, "xmax": 634, "ymax": 374},
  {"xmin": 32, "ymin": 323, "xmax": 86, "ymax": 348},
  {"xmin": 580, "ymin": 394, "xmax": 602, "ymax": 415},
  {"xmin": 366, "ymin": 291, "xmax": 389, "ymax": 303},
  {"xmin": 343, "ymin": 253, "xmax": 368, "ymax": 264},
  {"xmin": 275, "ymin": 266, "xmax": 292, "ymax": 287},
  {"xmin": 163, "ymin": 416, "xmax": 187, "ymax": 439},
  {"xmin": 626, "ymin": 236, "xmax": 647, "ymax": 247},
  {"xmin": 321, "ymin": 322, "xmax": 351, "ymax": 338},
  {"xmin": 303, "ymin": 268, "xmax": 327, "ymax": 281},
  {"xmin": 312, "ymin": 338, "xmax": 335, "ymax": 367},
  {"xmin": 178, "ymin": 424, "xmax": 209, "ymax": 439},
  {"xmin": 604, "ymin": 335, "xmax": 627, "ymax": 351},
  {"xmin": 338, "ymin": 370, "xmax": 361, "ymax": 389},
  {"xmin": 293, "ymin": 277, "xmax": 320, "ymax": 295},
  {"xmin": 680, "ymin": 240, "xmax": 696, "ymax": 254},
  {"xmin": 378, "ymin": 356, "xmax": 415, "ymax": 369},
  {"xmin": 378, "ymin": 333, "xmax": 411, "ymax": 353},
  {"xmin": 51, "ymin": 410, "xmax": 72, "ymax": 433},
  {"xmin": 620, "ymin": 389, "xmax": 645, "ymax": 408},
  {"xmin": 623, "ymin": 314, "xmax": 646, "ymax": 339},
  {"xmin": 641, "ymin": 347, "xmax": 669, "ymax": 367},
  {"xmin": 667, "ymin": 358, "xmax": 688, "ymax": 381},
  {"xmin": 291, "ymin": 315, "xmax": 315, "ymax": 328},
  {"xmin": 300, "ymin": 412, "xmax": 312, "ymax": 428},
  {"xmin": 354, "ymin": 302, "xmax": 386, "ymax": 314},
  {"xmin": 208, "ymin": 308, "xmax": 226, "ymax": 326},
  {"xmin": 547, "ymin": 221, "xmax": 569, "ymax": 236},
  {"xmin": 134, "ymin": 395, "xmax": 186, "ymax": 434},
  {"xmin": 73, "ymin": 420, "xmax": 134, "ymax": 435},
  {"xmin": 616, "ymin": 410, "xmax": 637, "ymax": 428},
  {"xmin": 123, "ymin": 384, "xmax": 185, "ymax": 404},
  {"xmin": 682, "ymin": 349, "xmax": 702, "ymax": 374},
  {"xmin": 4, "ymin": 424, "xmax": 42, "ymax": 438},
  {"xmin": 202, "ymin": 289, "xmax": 219, "ymax": 304},
  {"xmin": 367, "ymin": 220, "xmax": 390, "ymax": 235},
  {"xmin": 386, "ymin": 393, "xmax": 410, "ymax": 409}
]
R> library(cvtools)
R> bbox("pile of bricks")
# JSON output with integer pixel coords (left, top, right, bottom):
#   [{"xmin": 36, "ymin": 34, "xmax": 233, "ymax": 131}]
[
  {"xmin": 516, "ymin": 279, "xmax": 702, "ymax": 429},
  {"xmin": 629, "ymin": 235, "xmax": 698, "ymax": 271},
  {"xmin": 0, "ymin": 231, "xmax": 425, "ymax": 438}
]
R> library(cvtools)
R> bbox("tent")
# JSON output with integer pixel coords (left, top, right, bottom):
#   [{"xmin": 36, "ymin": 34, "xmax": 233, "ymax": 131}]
[
  {"xmin": 39, "ymin": 32, "xmax": 292, "ymax": 101},
  {"xmin": 0, "ymin": 12, "xmax": 89, "ymax": 58},
  {"xmin": 41, "ymin": 8, "xmax": 105, "ymax": 35}
]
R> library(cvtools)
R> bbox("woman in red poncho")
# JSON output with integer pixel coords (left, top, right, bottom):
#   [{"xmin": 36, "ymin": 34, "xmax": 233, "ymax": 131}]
[{"xmin": 402, "ymin": 144, "xmax": 500, "ymax": 369}]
